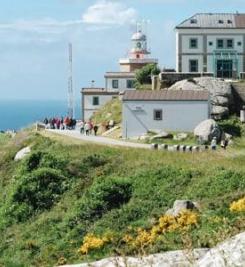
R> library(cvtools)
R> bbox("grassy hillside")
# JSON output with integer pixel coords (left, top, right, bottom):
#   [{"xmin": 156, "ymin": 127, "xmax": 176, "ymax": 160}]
[
  {"xmin": 0, "ymin": 130, "xmax": 244, "ymax": 267},
  {"xmin": 91, "ymin": 98, "xmax": 122, "ymax": 125}
]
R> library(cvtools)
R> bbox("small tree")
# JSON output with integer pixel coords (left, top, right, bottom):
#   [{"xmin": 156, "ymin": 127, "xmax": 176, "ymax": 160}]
[{"xmin": 135, "ymin": 64, "xmax": 160, "ymax": 88}]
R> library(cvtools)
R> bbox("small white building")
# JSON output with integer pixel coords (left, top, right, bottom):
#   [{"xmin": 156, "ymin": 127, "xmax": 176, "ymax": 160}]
[
  {"xmin": 81, "ymin": 88, "xmax": 118, "ymax": 121},
  {"xmin": 122, "ymin": 90, "xmax": 210, "ymax": 138},
  {"xmin": 176, "ymin": 13, "xmax": 245, "ymax": 79},
  {"xmin": 81, "ymin": 25, "xmax": 158, "ymax": 121}
]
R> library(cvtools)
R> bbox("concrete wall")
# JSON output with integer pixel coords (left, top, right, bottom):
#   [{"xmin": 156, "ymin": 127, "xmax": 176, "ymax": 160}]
[
  {"xmin": 122, "ymin": 100, "xmax": 210, "ymax": 138},
  {"xmin": 105, "ymin": 77, "xmax": 135, "ymax": 92},
  {"xmin": 83, "ymin": 94, "xmax": 117, "ymax": 121}
]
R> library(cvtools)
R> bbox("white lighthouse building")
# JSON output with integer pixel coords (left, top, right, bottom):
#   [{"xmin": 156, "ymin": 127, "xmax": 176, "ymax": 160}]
[{"xmin": 81, "ymin": 25, "xmax": 158, "ymax": 121}]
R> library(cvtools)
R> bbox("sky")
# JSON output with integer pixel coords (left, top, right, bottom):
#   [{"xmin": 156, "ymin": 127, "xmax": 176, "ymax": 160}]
[{"xmin": 0, "ymin": 0, "xmax": 245, "ymax": 100}]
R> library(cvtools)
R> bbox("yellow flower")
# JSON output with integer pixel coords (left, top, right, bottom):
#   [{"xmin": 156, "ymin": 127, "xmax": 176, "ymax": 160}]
[
  {"xmin": 122, "ymin": 234, "xmax": 133, "ymax": 244},
  {"xmin": 79, "ymin": 233, "xmax": 109, "ymax": 254},
  {"xmin": 230, "ymin": 197, "xmax": 245, "ymax": 212}
]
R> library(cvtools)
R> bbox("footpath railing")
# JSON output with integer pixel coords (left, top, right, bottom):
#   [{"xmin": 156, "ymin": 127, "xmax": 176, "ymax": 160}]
[{"xmin": 150, "ymin": 143, "xmax": 210, "ymax": 152}]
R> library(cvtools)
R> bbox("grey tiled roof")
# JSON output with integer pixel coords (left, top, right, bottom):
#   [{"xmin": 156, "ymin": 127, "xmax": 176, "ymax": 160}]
[
  {"xmin": 176, "ymin": 13, "xmax": 245, "ymax": 29},
  {"xmin": 81, "ymin": 88, "xmax": 119, "ymax": 95},
  {"xmin": 123, "ymin": 90, "xmax": 209, "ymax": 101}
]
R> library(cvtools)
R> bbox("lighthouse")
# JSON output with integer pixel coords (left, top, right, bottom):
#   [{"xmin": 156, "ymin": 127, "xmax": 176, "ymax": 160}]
[{"xmin": 119, "ymin": 24, "xmax": 158, "ymax": 72}]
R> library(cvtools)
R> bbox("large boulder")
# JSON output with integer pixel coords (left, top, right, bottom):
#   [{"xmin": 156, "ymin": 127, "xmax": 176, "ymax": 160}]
[
  {"xmin": 196, "ymin": 232, "xmax": 245, "ymax": 267},
  {"xmin": 165, "ymin": 200, "xmax": 200, "ymax": 216},
  {"xmin": 194, "ymin": 119, "xmax": 222, "ymax": 142},
  {"xmin": 14, "ymin": 146, "xmax": 31, "ymax": 161},
  {"xmin": 168, "ymin": 77, "xmax": 233, "ymax": 119}
]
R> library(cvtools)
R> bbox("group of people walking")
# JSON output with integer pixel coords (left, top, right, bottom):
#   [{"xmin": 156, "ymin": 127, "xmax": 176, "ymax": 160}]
[
  {"xmin": 43, "ymin": 117, "xmax": 99, "ymax": 136},
  {"xmin": 43, "ymin": 117, "xmax": 76, "ymax": 130},
  {"xmin": 79, "ymin": 121, "xmax": 98, "ymax": 136}
]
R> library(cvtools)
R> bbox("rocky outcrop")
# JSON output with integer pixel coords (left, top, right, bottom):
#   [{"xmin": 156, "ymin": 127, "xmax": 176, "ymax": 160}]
[
  {"xmin": 173, "ymin": 133, "xmax": 188, "ymax": 141},
  {"xmin": 60, "ymin": 232, "xmax": 245, "ymax": 267},
  {"xmin": 196, "ymin": 232, "xmax": 245, "ymax": 267},
  {"xmin": 194, "ymin": 119, "xmax": 222, "ymax": 142},
  {"xmin": 165, "ymin": 200, "xmax": 200, "ymax": 216},
  {"xmin": 14, "ymin": 146, "xmax": 31, "ymax": 161},
  {"xmin": 168, "ymin": 77, "xmax": 233, "ymax": 119}
]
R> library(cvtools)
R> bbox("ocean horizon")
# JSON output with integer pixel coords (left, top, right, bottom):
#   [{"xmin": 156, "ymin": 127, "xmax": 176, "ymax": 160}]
[{"xmin": 0, "ymin": 99, "xmax": 81, "ymax": 131}]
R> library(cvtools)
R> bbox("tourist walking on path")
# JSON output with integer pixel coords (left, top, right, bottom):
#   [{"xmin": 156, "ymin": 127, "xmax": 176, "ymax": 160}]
[
  {"xmin": 80, "ymin": 121, "xmax": 85, "ymax": 134},
  {"xmin": 93, "ymin": 125, "xmax": 98, "ymax": 136},
  {"xmin": 85, "ymin": 122, "xmax": 90, "ymax": 136}
]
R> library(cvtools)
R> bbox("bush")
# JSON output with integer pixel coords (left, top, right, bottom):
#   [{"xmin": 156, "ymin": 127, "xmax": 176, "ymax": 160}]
[
  {"xmin": 135, "ymin": 64, "xmax": 160, "ymax": 85},
  {"xmin": 218, "ymin": 117, "xmax": 245, "ymax": 137},
  {"xmin": 22, "ymin": 151, "xmax": 68, "ymax": 173},
  {"xmin": 11, "ymin": 168, "xmax": 69, "ymax": 218},
  {"xmin": 83, "ymin": 154, "xmax": 107, "ymax": 168},
  {"xmin": 69, "ymin": 178, "xmax": 132, "ymax": 229}
]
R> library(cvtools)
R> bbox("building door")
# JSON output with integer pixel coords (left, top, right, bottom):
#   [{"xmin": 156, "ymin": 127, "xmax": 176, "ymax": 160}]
[{"xmin": 216, "ymin": 60, "xmax": 233, "ymax": 78}]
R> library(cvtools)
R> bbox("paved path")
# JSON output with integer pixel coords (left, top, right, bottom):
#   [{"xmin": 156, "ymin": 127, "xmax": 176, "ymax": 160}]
[{"xmin": 48, "ymin": 130, "xmax": 151, "ymax": 149}]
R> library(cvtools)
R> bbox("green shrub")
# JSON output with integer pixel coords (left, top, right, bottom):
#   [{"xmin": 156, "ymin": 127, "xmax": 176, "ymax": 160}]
[
  {"xmin": 135, "ymin": 63, "xmax": 160, "ymax": 85},
  {"xmin": 22, "ymin": 151, "xmax": 68, "ymax": 173},
  {"xmin": 83, "ymin": 154, "xmax": 107, "ymax": 168},
  {"xmin": 11, "ymin": 168, "xmax": 69, "ymax": 219},
  {"xmin": 69, "ymin": 178, "xmax": 132, "ymax": 229},
  {"xmin": 218, "ymin": 117, "xmax": 245, "ymax": 137}
]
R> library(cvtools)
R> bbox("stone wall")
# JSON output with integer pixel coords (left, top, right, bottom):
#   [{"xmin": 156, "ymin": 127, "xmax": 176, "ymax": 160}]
[{"xmin": 160, "ymin": 72, "xmax": 214, "ymax": 88}]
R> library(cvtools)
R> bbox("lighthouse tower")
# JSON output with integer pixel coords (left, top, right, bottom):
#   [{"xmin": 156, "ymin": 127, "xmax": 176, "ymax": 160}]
[{"xmin": 119, "ymin": 23, "xmax": 158, "ymax": 72}]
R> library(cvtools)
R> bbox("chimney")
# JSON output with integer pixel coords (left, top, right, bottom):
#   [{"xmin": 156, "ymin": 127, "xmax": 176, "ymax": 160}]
[{"xmin": 151, "ymin": 75, "xmax": 158, "ymax": 91}]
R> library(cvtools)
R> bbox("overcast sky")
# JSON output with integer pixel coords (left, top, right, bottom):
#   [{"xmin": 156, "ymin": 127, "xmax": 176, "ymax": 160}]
[{"xmin": 0, "ymin": 0, "xmax": 245, "ymax": 100}]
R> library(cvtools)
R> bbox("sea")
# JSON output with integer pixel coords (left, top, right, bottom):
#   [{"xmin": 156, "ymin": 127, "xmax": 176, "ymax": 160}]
[{"xmin": 0, "ymin": 100, "xmax": 81, "ymax": 131}]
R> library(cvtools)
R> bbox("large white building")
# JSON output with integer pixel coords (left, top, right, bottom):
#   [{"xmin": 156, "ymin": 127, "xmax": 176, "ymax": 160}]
[
  {"xmin": 176, "ymin": 13, "xmax": 245, "ymax": 79},
  {"xmin": 81, "ymin": 26, "xmax": 158, "ymax": 121}
]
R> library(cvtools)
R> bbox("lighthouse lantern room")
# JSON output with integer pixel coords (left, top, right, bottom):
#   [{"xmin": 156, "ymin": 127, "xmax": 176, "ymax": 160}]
[{"xmin": 119, "ymin": 23, "xmax": 158, "ymax": 72}]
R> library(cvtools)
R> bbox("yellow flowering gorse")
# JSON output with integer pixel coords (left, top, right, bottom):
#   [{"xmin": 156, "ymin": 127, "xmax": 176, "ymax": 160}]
[
  {"xmin": 230, "ymin": 197, "xmax": 245, "ymax": 212},
  {"xmin": 79, "ymin": 233, "xmax": 110, "ymax": 254},
  {"xmin": 123, "ymin": 210, "xmax": 199, "ymax": 249}
]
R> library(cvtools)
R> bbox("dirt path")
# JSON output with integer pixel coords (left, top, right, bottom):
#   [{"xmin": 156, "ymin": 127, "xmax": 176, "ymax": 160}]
[{"xmin": 47, "ymin": 130, "xmax": 151, "ymax": 149}]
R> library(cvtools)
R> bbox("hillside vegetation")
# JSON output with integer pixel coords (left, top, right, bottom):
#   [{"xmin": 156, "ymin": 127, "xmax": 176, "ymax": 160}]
[
  {"xmin": 91, "ymin": 98, "xmax": 122, "ymax": 125},
  {"xmin": 0, "ymin": 130, "xmax": 244, "ymax": 266}
]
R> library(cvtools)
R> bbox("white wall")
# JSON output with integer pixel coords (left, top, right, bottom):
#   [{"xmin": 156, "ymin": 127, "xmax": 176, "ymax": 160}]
[
  {"xmin": 83, "ymin": 94, "xmax": 117, "ymax": 121},
  {"xmin": 182, "ymin": 35, "xmax": 204, "ymax": 53},
  {"xmin": 123, "ymin": 100, "xmax": 210, "ymax": 138},
  {"xmin": 176, "ymin": 28, "xmax": 245, "ymax": 74},
  {"xmin": 105, "ymin": 77, "xmax": 135, "ymax": 92},
  {"xmin": 182, "ymin": 55, "xmax": 203, "ymax": 72}
]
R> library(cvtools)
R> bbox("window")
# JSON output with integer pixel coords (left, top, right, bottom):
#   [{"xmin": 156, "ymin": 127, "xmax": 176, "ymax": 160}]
[
  {"xmin": 112, "ymin": 80, "xmax": 119, "ymax": 89},
  {"xmin": 238, "ymin": 41, "xmax": 242, "ymax": 46},
  {"xmin": 218, "ymin": 20, "xmax": 224, "ymax": 24},
  {"xmin": 189, "ymin": 60, "xmax": 198, "ymax": 72},
  {"xmin": 209, "ymin": 41, "xmax": 213, "ymax": 46},
  {"xmin": 127, "ymin": 80, "xmax": 134, "ymax": 89},
  {"xmin": 189, "ymin": 38, "xmax": 198, "ymax": 49},
  {"xmin": 227, "ymin": 20, "xmax": 232, "ymax": 24},
  {"xmin": 93, "ymin": 96, "xmax": 99, "ymax": 106},
  {"xmin": 154, "ymin": 109, "xmax": 162, "ymax": 121},
  {"xmin": 190, "ymin": 19, "xmax": 197, "ymax": 24},
  {"xmin": 217, "ymin": 39, "xmax": 224, "ymax": 49},
  {"xmin": 227, "ymin": 39, "xmax": 233, "ymax": 48}
]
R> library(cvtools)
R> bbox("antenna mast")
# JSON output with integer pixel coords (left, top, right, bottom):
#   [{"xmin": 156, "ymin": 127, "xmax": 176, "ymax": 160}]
[{"xmin": 68, "ymin": 43, "xmax": 75, "ymax": 118}]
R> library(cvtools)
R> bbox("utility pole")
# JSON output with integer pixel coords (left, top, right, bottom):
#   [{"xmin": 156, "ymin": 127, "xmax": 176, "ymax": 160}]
[{"xmin": 68, "ymin": 43, "xmax": 75, "ymax": 118}]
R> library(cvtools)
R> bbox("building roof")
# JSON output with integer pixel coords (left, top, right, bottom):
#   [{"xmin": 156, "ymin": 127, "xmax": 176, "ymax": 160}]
[
  {"xmin": 104, "ymin": 72, "xmax": 135, "ymax": 78},
  {"xmin": 176, "ymin": 13, "xmax": 245, "ymax": 29},
  {"xmin": 123, "ymin": 90, "xmax": 209, "ymax": 101},
  {"xmin": 81, "ymin": 88, "xmax": 119, "ymax": 95}
]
